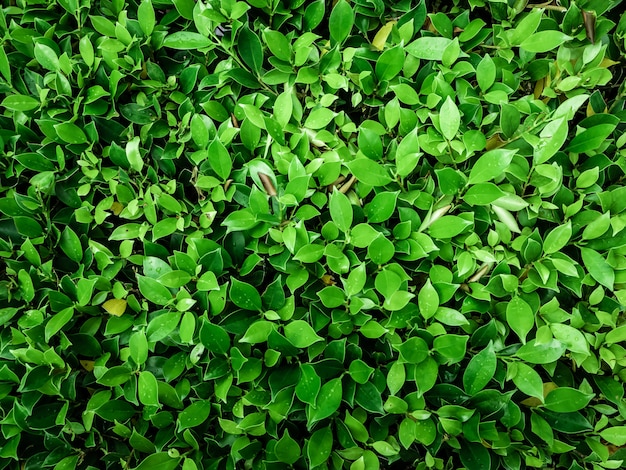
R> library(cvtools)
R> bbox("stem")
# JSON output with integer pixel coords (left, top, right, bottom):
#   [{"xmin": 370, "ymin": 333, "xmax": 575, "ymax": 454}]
[{"xmin": 527, "ymin": 3, "xmax": 567, "ymax": 11}]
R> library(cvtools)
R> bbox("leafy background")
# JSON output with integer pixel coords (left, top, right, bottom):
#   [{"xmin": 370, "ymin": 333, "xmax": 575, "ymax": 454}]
[{"xmin": 1, "ymin": 0, "xmax": 626, "ymax": 468}]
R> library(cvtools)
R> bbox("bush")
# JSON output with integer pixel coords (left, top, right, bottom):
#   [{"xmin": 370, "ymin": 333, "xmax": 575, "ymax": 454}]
[{"xmin": 1, "ymin": 0, "xmax": 626, "ymax": 468}]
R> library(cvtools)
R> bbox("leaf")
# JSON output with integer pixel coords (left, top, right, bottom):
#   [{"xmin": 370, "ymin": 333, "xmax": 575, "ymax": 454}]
[
  {"xmin": 375, "ymin": 46, "xmax": 404, "ymax": 81},
  {"xmin": 229, "ymin": 278, "xmax": 262, "ymax": 310},
  {"xmin": 163, "ymin": 32, "xmax": 212, "ymax": 49},
  {"xmin": 520, "ymin": 31, "xmax": 573, "ymax": 53},
  {"xmin": 511, "ymin": 362, "xmax": 544, "ymax": 401},
  {"xmin": 263, "ymin": 29, "xmax": 291, "ymax": 61},
  {"xmin": 138, "ymin": 371, "xmax": 159, "ymax": 406},
  {"xmin": 463, "ymin": 342, "xmax": 496, "ymax": 395},
  {"xmin": 133, "ymin": 452, "xmax": 181, "ymax": 470},
  {"xmin": 600, "ymin": 427, "xmax": 626, "ymax": 446},
  {"xmin": 544, "ymin": 387, "xmax": 594, "ymax": 412},
  {"xmin": 543, "ymin": 221, "xmax": 572, "ymax": 254},
  {"xmin": 284, "ymin": 320, "xmax": 323, "ymax": 348},
  {"xmin": 126, "ymin": 136, "xmax": 143, "ymax": 172},
  {"xmin": 346, "ymin": 158, "xmax": 392, "ymax": 187},
  {"xmin": 468, "ymin": 149, "xmax": 517, "ymax": 184},
  {"xmin": 307, "ymin": 427, "xmax": 333, "ymax": 467},
  {"xmin": 516, "ymin": 339, "xmax": 566, "ymax": 364},
  {"xmin": 464, "ymin": 183, "xmax": 505, "ymax": 205},
  {"xmin": 439, "ymin": 97, "xmax": 460, "ymax": 141},
  {"xmin": 372, "ymin": 21, "xmax": 396, "ymax": 51},
  {"xmin": 60, "ymin": 226, "xmax": 82, "ymax": 262},
  {"xmin": 54, "ymin": 122, "xmax": 88, "ymax": 144},
  {"xmin": 34, "ymin": 43, "xmax": 60, "ymax": 71},
  {"xmin": 304, "ymin": 107, "xmax": 335, "ymax": 129},
  {"xmin": 2, "ymin": 94, "xmax": 39, "ymax": 111},
  {"xmin": 418, "ymin": 280, "xmax": 439, "ymax": 319},
  {"xmin": 406, "ymin": 37, "xmax": 453, "ymax": 60},
  {"xmin": 534, "ymin": 118, "xmax": 568, "ymax": 164},
  {"xmin": 138, "ymin": 0, "xmax": 155, "ymax": 36},
  {"xmin": 476, "ymin": 54, "xmax": 496, "ymax": 92},
  {"xmin": 580, "ymin": 247, "xmax": 614, "ymax": 289},
  {"xmin": 275, "ymin": 430, "xmax": 301, "ymax": 464},
  {"xmin": 459, "ymin": 442, "xmax": 491, "ymax": 470},
  {"xmin": 178, "ymin": 400, "xmax": 212, "ymax": 431},
  {"xmin": 329, "ymin": 188, "xmax": 353, "ymax": 233},
  {"xmin": 329, "ymin": 0, "xmax": 353, "ymax": 44},
  {"xmin": 296, "ymin": 363, "xmax": 321, "ymax": 406},
  {"xmin": 238, "ymin": 27, "xmax": 264, "ymax": 74},
  {"xmin": 208, "ymin": 139, "xmax": 232, "ymax": 180},
  {"xmin": 506, "ymin": 296, "xmax": 534, "ymax": 344},
  {"xmin": 199, "ymin": 320, "xmax": 230, "ymax": 355},
  {"xmin": 103, "ymin": 299, "xmax": 127, "ymax": 317},
  {"xmin": 308, "ymin": 378, "xmax": 342, "ymax": 426},
  {"xmin": 137, "ymin": 275, "xmax": 172, "ymax": 305}
]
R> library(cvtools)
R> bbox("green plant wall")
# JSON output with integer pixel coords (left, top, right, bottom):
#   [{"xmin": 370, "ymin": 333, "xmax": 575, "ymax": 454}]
[{"xmin": 1, "ymin": 0, "xmax": 626, "ymax": 469}]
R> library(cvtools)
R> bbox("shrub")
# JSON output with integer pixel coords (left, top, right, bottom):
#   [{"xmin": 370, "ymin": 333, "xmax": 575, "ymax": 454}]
[{"xmin": 1, "ymin": 0, "xmax": 626, "ymax": 469}]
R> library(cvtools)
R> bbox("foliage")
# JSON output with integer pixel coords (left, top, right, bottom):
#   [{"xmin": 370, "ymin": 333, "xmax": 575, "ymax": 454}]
[{"xmin": 1, "ymin": 0, "xmax": 626, "ymax": 468}]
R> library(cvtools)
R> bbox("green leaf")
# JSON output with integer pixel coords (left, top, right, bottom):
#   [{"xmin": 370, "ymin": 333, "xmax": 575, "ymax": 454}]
[
  {"xmin": 138, "ymin": 371, "xmax": 159, "ymax": 406},
  {"xmin": 304, "ymin": 107, "xmax": 335, "ymax": 129},
  {"xmin": 464, "ymin": 183, "xmax": 505, "ymax": 205},
  {"xmin": 238, "ymin": 27, "xmax": 264, "ymax": 74},
  {"xmin": 133, "ymin": 452, "xmax": 181, "ymax": 470},
  {"xmin": 138, "ymin": 0, "xmax": 155, "ymax": 36},
  {"xmin": 178, "ymin": 400, "xmax": 211, "ymax": 431},
  {"xmin": 199, "ymin": 320, "xmax": 230, "ymax": 355},
  {"xmin": 418, "ymin": 279, "xmax": 439, "ymax": 319},
  {"xmin": 580, "ymin": 247, "xmax": 614, "ymax": 289},
  {"xmin": 345, "ymin": 263, "xmax": 366, "ymax": 296},
  {"xmin": 34, "ymin": 43, "xmax": 60, "ymax": 71},
  {"xmin": 476, "ymin": 54, "xmax": 495, "ymax": 92},
  {"xmin": 600, "ymin": 427, "xmax": 626, "ymax": 446},
  {"xmin": 60, "ymin": 226, "xmax": 82, "ymax": 262},
  {"xmin": 506, "ymin": 296, "xmax": 534, "ymax": 344},
  {"xmin": 346, "ymin": 158, "xmax": 392, "ymax": 187},
  {"xmin": 534, "ymin": 118, "xmax": 568, "ymax": 164},
  {"xmin": 520, "ymin": 30, "xmax": 572, "ymax": 53},
  {"xmin": 511, "ymin": 362, "xmax": 544, "ymax": 401},
  {"xmin": 429, "ymin": 215, "xmax": 472, "ymax": 239},
  {"xmin": 45, "ymin": 307, "xmax": 74, "ymax": 342},
  {"xmin": 137, "ymin": 275, "xmax": 172, "ymax": 305},
  {"xmin": 375, "ymin": 46, "xmax": 404, "ymax": 81},
  {"xmin": 543, "ymin": 221, "xmax": 572, "ymax": 254},
  {"xmin": 208, "ymin": 139, "xmax": 232, "ymax": 180},
  {"xmin": 567, "ymin": 124, "xmax": 617, "ymax": 153},
  {"xmin": 544, "ymin": 387, "xmax": 594, "ymax": 412},
  {"xmin": 229, "ymin": 278, "xmax": 262, "ymax": 310},
  {"xmin": 308, "ymin": 378, "xmax": 342, "ymax": 426},
  {"xmin": 284, "ymin": 320, "xmax": 323, "ymax": 348},
  {"xmin": 54, "ymin": 122, "xmax": 88, "ymax": 144},
  {"xmin": 307, "ymin": 427, "xmax": 333, "ymax": 467},
  {"xmin": 2, "ymin": 94, "xmax": 39, "ymax": 111},
  {"xmin": 126, "ymin": 136, "xmax": 143, "ymax": 172},
  {"xmin": 468, "ymin": 149, "xmax": 517, "ymax": 184},
  {"xmin": 439, "ymin": 96, "xmax": 460, "ymax": 141},
  {"xmin": 406, "ymin": 37, "xmax": 453, "ymax": 60},
  {"xmin": 275, "ymin": 430, "xmax": 301, "ymax": 464},
  {"xmin": 329, "ymin": 188, "xmax": 353, "ymax": 233},
  {"xmin": 516, "ymin": 339, "xmax": 566, "ymax": 364},
  {"xmin": 329, "ymin": 0, "xmax": 353, "ymax": 44},
  {"xmin": 263, "ymin": 29, "xmax": 291, "ymax": 62},
  {"xmin": 459, "ymin": 442, "xmax": 491, "ymax": 470},
  {"xmin": 296, "ymin": 363, "xmax": 321, "ymax": 406},
  {"xmin": 294, "ymin": 244, "xmax": 325, "ymax": 263},
  {"xmin": 463, "ymin": 342, "xmax": 496, "ymax": 395},
  {"xmin": 396, "ymin": 337, "xmax": 429, "ymax": 364},
  {"xmin": 163, "ymin": 32, "xmax": 212, "ymax": 49}
]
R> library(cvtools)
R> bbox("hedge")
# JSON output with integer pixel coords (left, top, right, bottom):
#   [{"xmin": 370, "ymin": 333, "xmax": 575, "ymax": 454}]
[{"xmin": 1, "ymin": 0, "xmax": 626, "ymax": 469}]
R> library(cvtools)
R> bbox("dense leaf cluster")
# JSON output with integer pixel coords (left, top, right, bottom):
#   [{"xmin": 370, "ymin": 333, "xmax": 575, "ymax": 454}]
[{"xmin": 1, "ymin": 0, "xmax": 626, "ymax": 469}]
